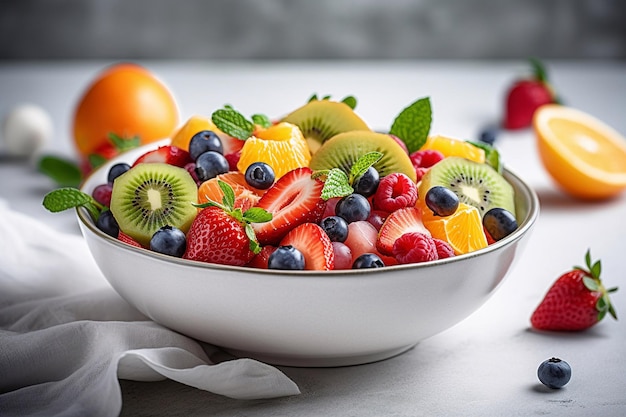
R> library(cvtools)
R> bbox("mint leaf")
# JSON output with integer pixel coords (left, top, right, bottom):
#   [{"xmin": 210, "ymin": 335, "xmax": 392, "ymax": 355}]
[
  {"xmin": 243, "ymin": 207, "xmax": 272, "ymax": 223},
  {"xmin": 37, "ymin": 155, "xmax": 83, "ymax": 188},
  {"xmin": 390, "ymin": 97, "xmax": 432, "ymax": 153},
  {"xmin": 349, "ymin": 151, "xmax": 383, "ymax": 183},
  {"xmin": 42, "ymin": 187, "xmax": 102, "ymax": 221},
  {"xmin": 468, "ymin": 141, "xmax": 502, "ymax": 173},
  {"xmin": 212, "ymin": 108, "xmax": 254, "ymax": 140},
  {"xmin": 320, "ymin": 168, "xmax": 353, "ymax": 200},
  {"xmin": 245, "ymin": 224, "xmax": 262, "ymax": 254},
  {"xmin": 108, "ymin": 133, "xmax": 140, "ymax": 152},
  {"xmin": 252, "ymin": 114, "xmax": 271, "ymax": 129},
  {"xmin": 341, "ymin": 96, "xmax": 357, "ymax": 109},
  {"xmin": 218, "ymin": 180, "xmax": 235, "ymax": 210}
]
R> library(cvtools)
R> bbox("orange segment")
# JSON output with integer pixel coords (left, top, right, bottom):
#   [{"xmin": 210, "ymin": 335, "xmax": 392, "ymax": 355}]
[
  {"xmin": 421, "ymin": 135, "xmax": 485, "ymax": 163},
  {"xmin": 237, "ymin": 122, "xmax": 311, "ymax": 179},
  {"xmin": 170, "ymin": 115, "xmax": 217, "ymax": 151},
  {"xmin": 533, "ymin": 104, "xmax": 626, "ymax": 200},
  {"xmin": 422, "ymin": 203, "xmax": 488, "ymax": 255},
  {"xmin": 198, "ymin": 172, "xmax": 262, "ymax": 211}
]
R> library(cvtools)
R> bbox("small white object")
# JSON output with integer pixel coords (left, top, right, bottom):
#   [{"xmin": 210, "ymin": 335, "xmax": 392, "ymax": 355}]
[{"xmin": 1, "ymin": 104, "xmax": 53, "ymax": 157}]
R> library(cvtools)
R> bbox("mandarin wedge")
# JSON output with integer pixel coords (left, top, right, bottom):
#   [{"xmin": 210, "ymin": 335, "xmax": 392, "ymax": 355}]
[
  {"xmin": 533, "ymin": 104, "xmax": 626, "ymax": 200},
  {"xmin": 237, "ymin": 122, "xmax": 311, "ymax": 179},
  {"xmin": 420, "ymin": 135, "xmax": 485, "ymax": 164},
  {"xmin": 422, "ymin": 203, "xmax": 488, "ymax": 255}
]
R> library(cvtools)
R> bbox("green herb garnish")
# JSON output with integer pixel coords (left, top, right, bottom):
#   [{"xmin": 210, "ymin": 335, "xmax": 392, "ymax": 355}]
[{"xmin": 389, "ymin": 97, "xmax": 432, "ymax": 153}]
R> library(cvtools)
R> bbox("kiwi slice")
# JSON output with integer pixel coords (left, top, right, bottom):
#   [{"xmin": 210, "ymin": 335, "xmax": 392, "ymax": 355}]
[
  {"xmin": 309, "ymin": 130, "xmax": 417, "ymax": 182},
  {"xmin": 110, "ymin": 163, "xmax": 198, "ymax": 247},
  {"xmin": 419, "ymin": 157, "xmax": 515, "ymax": 217},
  {"xmin": 282, "ymin": 100, "xmax": 370, "ymax": 153}
]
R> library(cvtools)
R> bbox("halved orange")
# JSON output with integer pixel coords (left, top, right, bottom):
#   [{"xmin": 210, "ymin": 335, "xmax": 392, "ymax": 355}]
[
  {"xmin": 422, "ymin": 203, "xmax": 488, "ymax": 255},
  {"xmin": 533, "ymin": 104, "xmax": 626, "ymax": 200},
  {"xmin": 198, "ymin": 172, "xmax": 262, "ymax": 211},
  {"xmin": 421, "ymin": 135, "xmax": 485, "ymax": 163},
  {"xmin": 237, "ymin": 122, "xmax": 311, "ymax": 179}
]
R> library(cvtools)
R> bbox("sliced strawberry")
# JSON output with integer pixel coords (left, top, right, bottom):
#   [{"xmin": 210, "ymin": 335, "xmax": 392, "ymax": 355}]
[
  {"xmin": 118, "ymin": 230, "xmax": 143, "ymax": 248},
  {"xmin": 376, "ymin": 207, "xmax": 431, "ymax": 256},
  {"xmin": 252, "ymin": 167, "xmax": 326, "ymax": 245},
  {"xmin": 133, "ymin": 145, "xmax": 192, "ymax": 168},
  {"xmin": 247, "ymin": 245, "xmax": 277, "ymax": 269},
  {"xmin": 280, "ymin": 223, "xmax": 334, "ymax": 270}
]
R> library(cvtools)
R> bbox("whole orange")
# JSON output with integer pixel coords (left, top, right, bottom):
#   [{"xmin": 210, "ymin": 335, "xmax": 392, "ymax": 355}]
[{"xmin": 73, "ymin": 63, "xmax": 179, "ymax": 159}]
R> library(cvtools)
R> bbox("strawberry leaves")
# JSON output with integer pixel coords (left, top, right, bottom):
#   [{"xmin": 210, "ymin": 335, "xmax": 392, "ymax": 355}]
[
  {"xmin": 195, "ymin": 180, "xmax": 271, "ymax": 253},
  {"xmin": 576, "ymin": 249, "xmax": 618, "ymax": 321}
]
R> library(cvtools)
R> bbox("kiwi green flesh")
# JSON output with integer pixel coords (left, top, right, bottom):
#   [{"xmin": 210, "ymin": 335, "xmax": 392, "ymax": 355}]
[
  {"xmin": 110, "ymin": 163, "xmax": 198, "ymax": 247},
  {"xmin": 282, "ymin": 100, "xmax": 370, "ymax": 146},
  {"xmin": 422, "ymin": 157, "xmax": 516, "ymax": 217},
  {"xmin": 309, "ymin": 130, "xmax": 417, "ymax": 182}
]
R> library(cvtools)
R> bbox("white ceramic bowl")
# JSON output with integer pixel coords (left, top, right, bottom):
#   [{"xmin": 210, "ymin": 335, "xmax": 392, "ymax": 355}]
[{"xmin": 78, "ymin": 141, "xmax": 539, "ymax": 367}]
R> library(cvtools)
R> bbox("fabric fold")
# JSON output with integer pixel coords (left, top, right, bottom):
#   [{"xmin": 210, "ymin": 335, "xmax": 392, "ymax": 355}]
[{"xmin": 0, "ymin": 201, "xmax": 300, "ymax": 417}]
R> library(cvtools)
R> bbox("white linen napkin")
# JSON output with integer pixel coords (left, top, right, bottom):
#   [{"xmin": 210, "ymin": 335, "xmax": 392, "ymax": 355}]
[{"xmin": 0, "ymin": 201, "xmax": 300, "ymax": 417}]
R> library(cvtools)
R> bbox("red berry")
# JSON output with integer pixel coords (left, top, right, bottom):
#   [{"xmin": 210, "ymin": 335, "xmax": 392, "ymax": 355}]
[
  {"xmin": 530, "ymin": 251, "xmax": 618, "ymax": 331},
  {"xmin": 392, "ymin": 232, "xmax": 438, "ymax": 264},
  {"xmin": 133, "ymin": 145, "xmax": 192, "ymax": 168},
  {"xmin": 433, "ymin": 238, "xmax": 455, "ymax": 259},
  {"xmin": 410, "ymin": 149, "xmax": 444, "ymax": 169},
  {"xmin": 376, "ymin": 207, "xmax": 430, "ymax": 256},
  {"xmin": 280, "ymin": 223, "xmax": 334, "ymax": 270},
  {"xmin": 252, "ymin": 167, "xmax": 326, "ymax": 246},
  {"xmin": 247, "ymin": 245, "xmax": 277, "ymax": 269},
  {"xmin": 183, "ymin": 206, "xmax": 255, "ymax": 266},
  {"xmin": 224, "ymin": 151, "xmax": 241, "ymax": 171},
  {"xmin": 92, "ymin": 183, "xmax": 113, "ymax": 207},
  {"xmin": 331, "ymin": 242, "xmax": 352, "ymax": 270},
  {"xmin": 373, "ymin": 172, "xmax": 417, "ymax": 212},
  {"xmin": 118, "ymin": 231, "xmax": 142, "ymax": 248}
]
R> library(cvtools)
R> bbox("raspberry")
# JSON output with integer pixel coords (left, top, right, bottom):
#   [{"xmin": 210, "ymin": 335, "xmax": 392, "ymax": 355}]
[
  {"xmin": 373, "ymin": 172, "xmax": 418, "ymax": 212},
  {"xmin": 433, "ymin": 238, "xmax": 455, "ymax": 259},
  {"xmin": 410, "ymin": 149, "xmax": 444, "ymax": 181},
  {"xmin": 410, "ymin": 149, "xmax": 445, "ymax": 169},
  {"xmin": 392, "ymin": 232, "xmax": 438, "ymax": 264}
]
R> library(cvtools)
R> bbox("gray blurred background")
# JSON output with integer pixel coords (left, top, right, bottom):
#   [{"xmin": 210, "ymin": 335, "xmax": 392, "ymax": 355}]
[{"xmin": 1, "ymin": 0, "xmax": 625, "ymax": 60}]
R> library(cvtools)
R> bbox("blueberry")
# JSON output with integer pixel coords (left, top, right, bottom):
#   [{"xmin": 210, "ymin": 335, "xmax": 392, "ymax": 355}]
[
  {"xmin": 96, "ymin": 210, "xmax": 119, "ymax": 238},
  {"xmin": 194, "ymin": 151, "xmax": 229, "ymax": 182},
  {"xmin": 319, "ymin": 215, "xmax": 349, "ymax": 242},
  {"xmin": 268, "ymin": 245, "xmax": 305, "ymax": 270},
  {"xmin": 352, "ymin": 253, "xmax": 385, "ymax": 269},
  {"xmin": 353, "ymin": 167, "xmax": 379, "ymax": 197},
  {"xmin": 538, "ymin": 357, "xmax": 571, "ymax": 389},
  {"xmin": 479, "ymin": 125, "xmax": 499, "ymax": 146},
  {"xmin": 245, "ymin": 162, "xmax": 275, "ymax": 189},
  {"xmin": 150, "ymin": 225, "xmax": 187, "ymax": 257},
  {"xmin": 483, "ymin": 207, "xmax": 518, "ymax": 241},
  {"xmin": 189, "ymin": 130, "xmax": 223, "ymax": 160},
  {"xmin": 335, "ymin": 193, "xmax": 371, "ymax": 223},
  {"xmin": 107, "ymin": 163, "xmax": 131, "ymax": 183},
  {"xmin": 424, "ymin": 186, "xmax": 459, "ymax": 217}
]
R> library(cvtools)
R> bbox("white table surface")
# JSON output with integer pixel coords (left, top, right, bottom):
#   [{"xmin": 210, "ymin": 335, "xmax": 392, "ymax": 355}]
[{"xmin": 1, "ymin": 60, "xmax": 625, "ymax": 416}]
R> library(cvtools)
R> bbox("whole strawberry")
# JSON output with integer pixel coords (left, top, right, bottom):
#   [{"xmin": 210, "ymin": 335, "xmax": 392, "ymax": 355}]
[
  {"xmin": 504, "ymin": 58, "xmax": 558, "ymax": 130},
  {"xmin": 531, "ymin": 250, "xmax": 618, "ymax": 331},
  {"xmin": 183, "ymin": 180, "xmax": 271, "ymax": 266}
]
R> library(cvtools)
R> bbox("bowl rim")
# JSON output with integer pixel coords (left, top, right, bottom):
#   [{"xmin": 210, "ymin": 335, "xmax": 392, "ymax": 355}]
[{"xmin": 77, "ymin": 144, "xmax": 540, "ymax": 278}]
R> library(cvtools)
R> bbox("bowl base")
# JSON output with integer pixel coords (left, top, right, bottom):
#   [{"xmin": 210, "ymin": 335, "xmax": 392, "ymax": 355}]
[{"xmin": 223, "ymin": 343, "xmax": 417, "ymax": 368}]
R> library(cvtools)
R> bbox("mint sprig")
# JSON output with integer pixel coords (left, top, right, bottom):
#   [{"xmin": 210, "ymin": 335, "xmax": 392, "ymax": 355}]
[
  {"xmin": 37, "ymin": 155, "xmax": 83, "ymax": 188},
  {"xmin": 195, "ymin": 180, "xmax": 271, "ymax": 254},
  {"xmin": 467, "ymin": 141, "xmax": 502, "ymax": 173},
  {"xmin": 389, "ymin": 97, "xmax": 432, "ymax": 153},
  {"xmin": 211, "ymin": 107, "xmax": 272, "ymax": 140},
  {"xmin": 42, "ymin": 187, "xmax": 103, "ymax": 222},
  {"xmin": 313, "ymin": 151, "xmax": 383, "ymax": 200}
]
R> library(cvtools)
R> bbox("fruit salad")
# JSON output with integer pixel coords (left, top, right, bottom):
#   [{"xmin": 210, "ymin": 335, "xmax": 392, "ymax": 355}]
[{"xmin": 44, "ymin": 95, "xmax": 520, "ymax": 271}]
